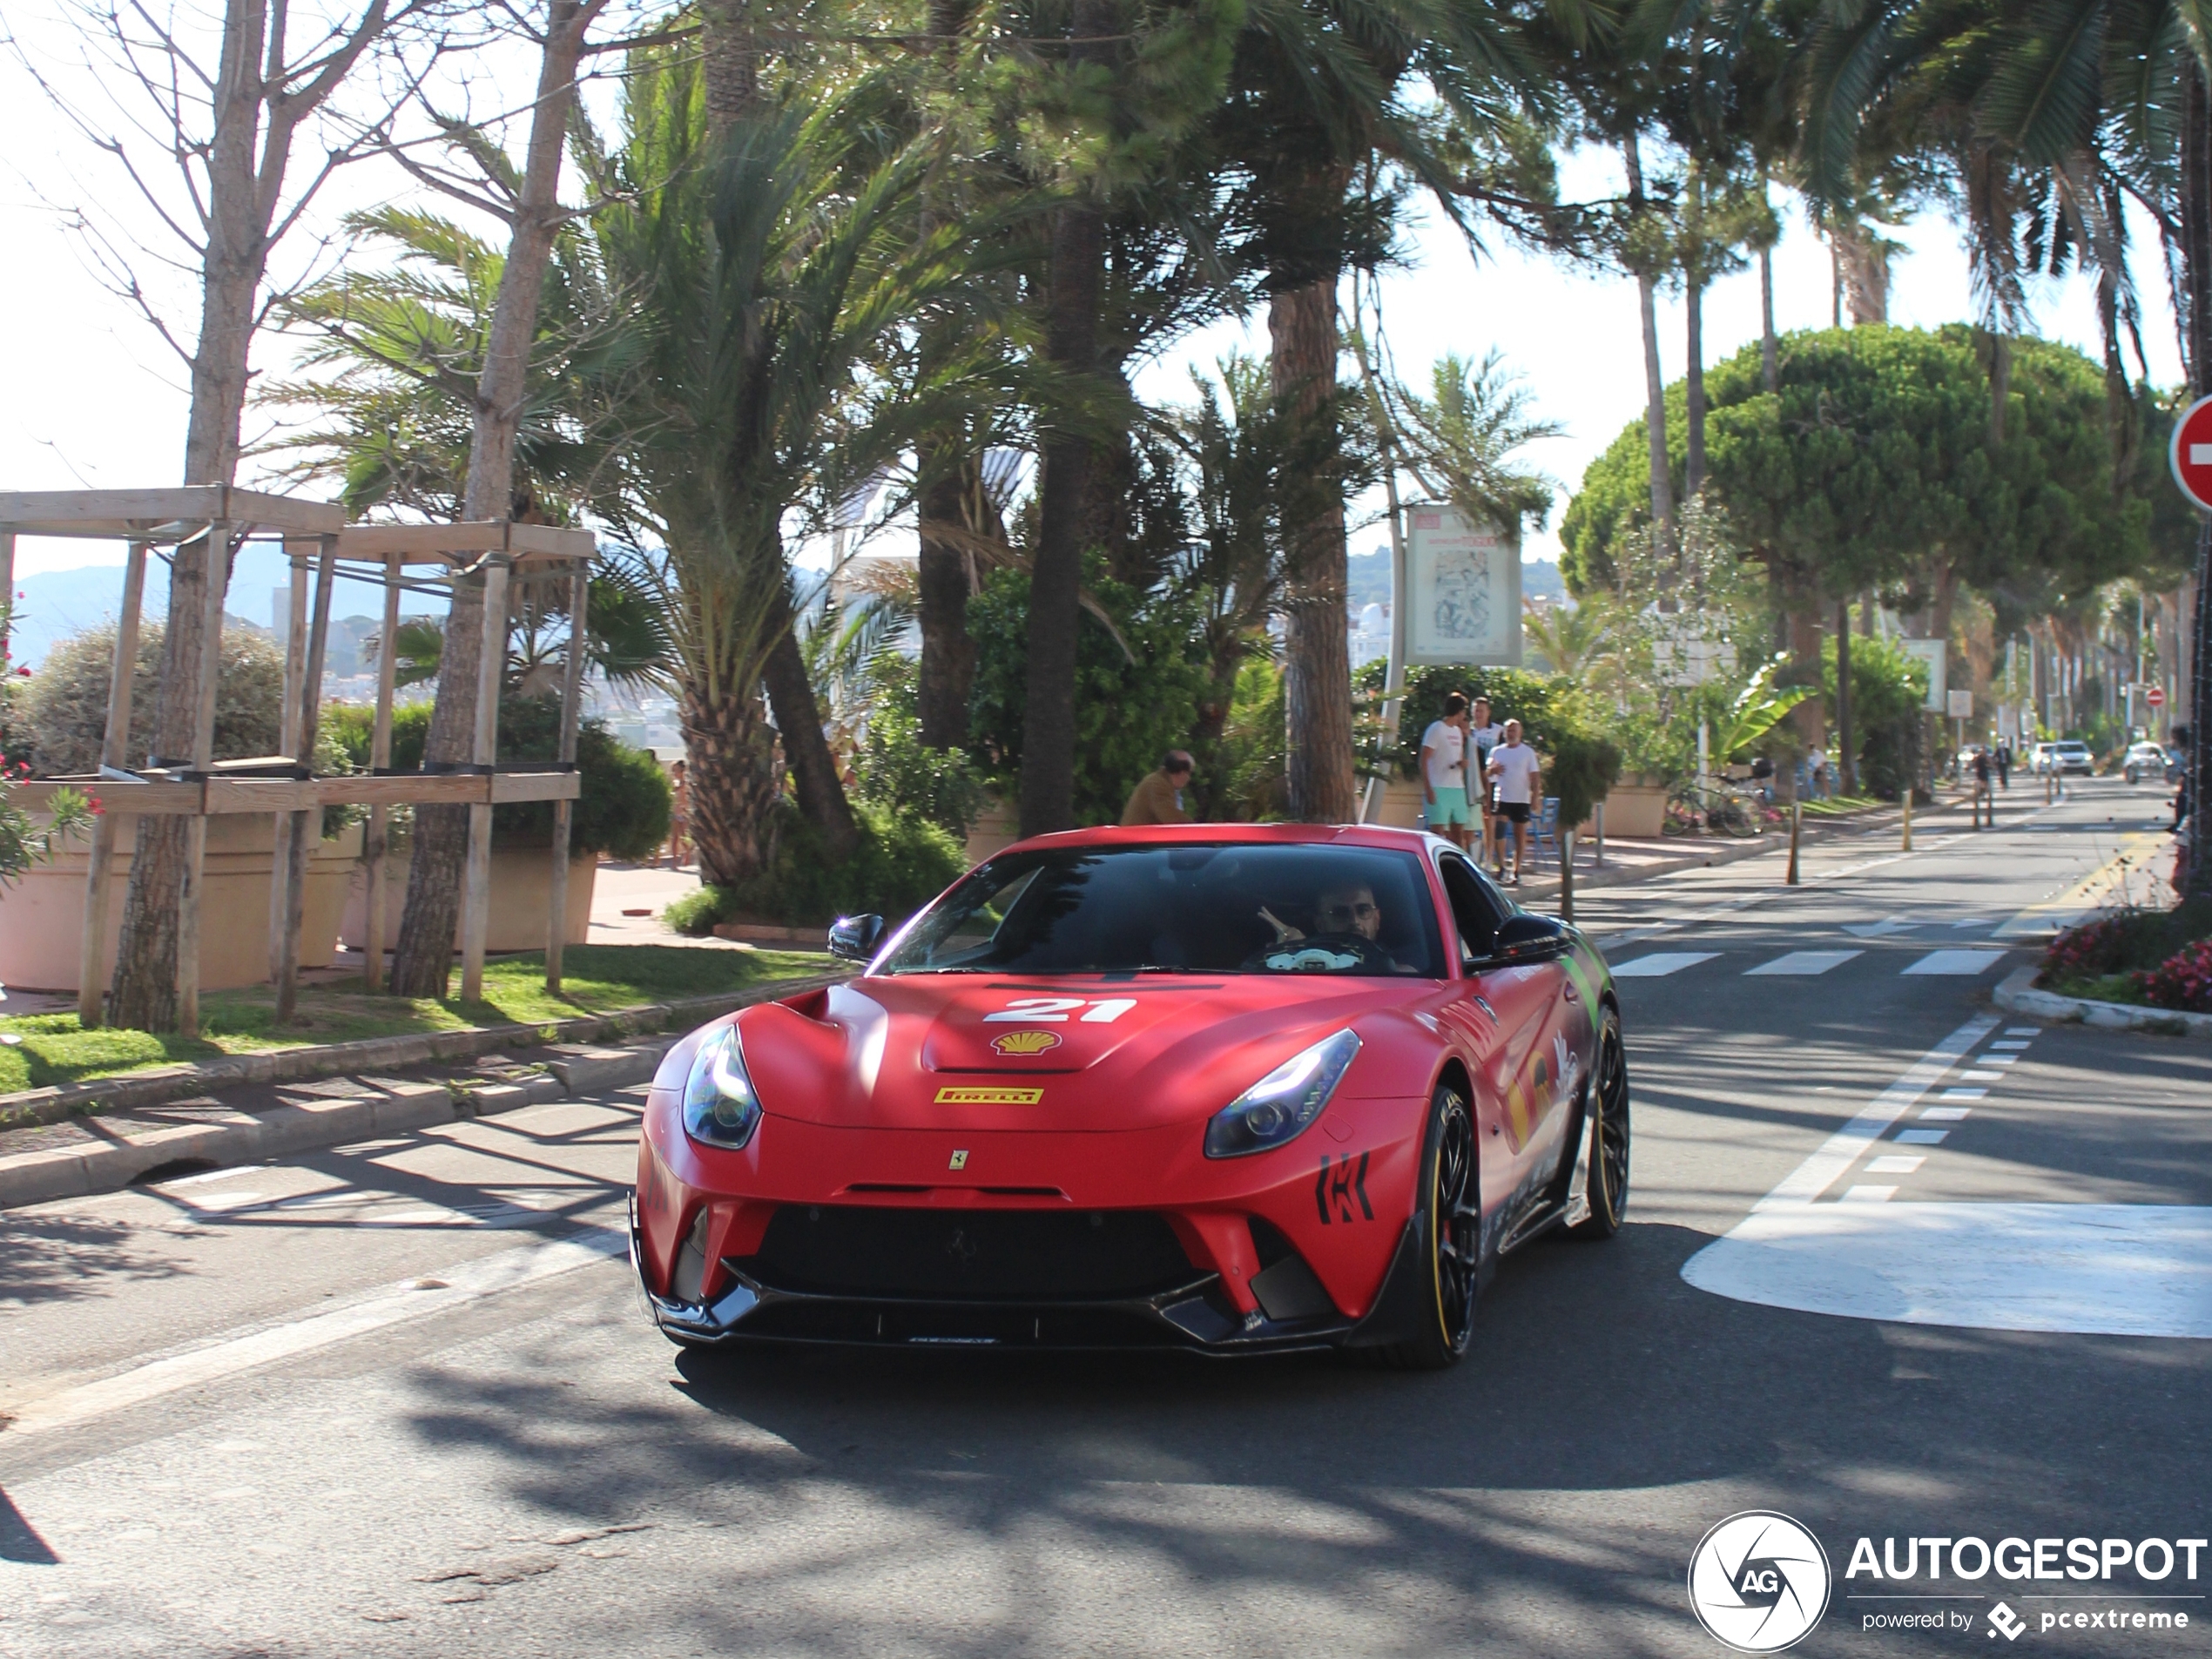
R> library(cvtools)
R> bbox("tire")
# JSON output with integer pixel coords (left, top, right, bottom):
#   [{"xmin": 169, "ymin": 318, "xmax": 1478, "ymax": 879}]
[
  {"xmin": 1361, "ymin": 1084, "xmax": 1480, "ymax": 1371},
  {"xmin": 1567, "ymin": 1008, "xmax": 1630, "ymax": 1240}
]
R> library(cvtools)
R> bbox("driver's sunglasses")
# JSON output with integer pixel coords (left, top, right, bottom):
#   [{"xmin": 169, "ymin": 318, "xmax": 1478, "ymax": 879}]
[{"xmin": 1321, "ymin": 900, "xmax": 1379, "ymax": 922}]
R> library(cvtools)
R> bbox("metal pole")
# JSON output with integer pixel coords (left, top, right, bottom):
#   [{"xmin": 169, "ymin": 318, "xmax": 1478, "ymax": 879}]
[
  {"xmin": 1593, "ymin": 801, "xmax": 1605, "ymax": 869},
  {"xmin": 1362, "ymin": 493, "xmax": 1413, "ymax": 825},
  {"xmin": 77, "ymin": 541, "xmax": 149, "ymax": 1026},
  {"xmin": 362, "ymin": 548, "xmax": 402, "ymax": 992},
  {"xmin": 1786, "ymin": 800, "xmax": 1801, "ymax": 885},
  {"xmin": 460, "ymin": 556, "xmax": 509, "ymax": 1001},
  {"xmin": 276, "ymin": 536, "xmax": 337, "ymax": 1021},
  {"xmin": 178, "ymin": 519, "xmax": 230, "ymax": 1041},
  {"xmin": 0, "ymin": 533, "xmax": 13, "ymax": 669},
  {"xmin": 269, "ymin": 543, "xmax": 312, "ymax": 985},
  {"xmin": 546, "ymin": 562, "xmax": 590, "ymax": 992}
]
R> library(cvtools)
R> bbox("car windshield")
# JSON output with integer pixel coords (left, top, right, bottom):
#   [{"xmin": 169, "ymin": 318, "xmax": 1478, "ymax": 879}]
[{"xmin": 878, "ymin": 843, "xmax": 1446, "ymax": 978}]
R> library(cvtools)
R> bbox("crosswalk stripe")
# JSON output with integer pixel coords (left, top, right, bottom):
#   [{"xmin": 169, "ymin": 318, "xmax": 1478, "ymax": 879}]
[
  {"xmin": 1745, "ymin": 949, "xmax": 1863, "ymax": 976},
  {"xmin": 1609, "ymin": 952, "xmax": 1718, "ymax": 978},
  {"xmin": 1903, "ymin": 948, "xmax": 2009, "ymax": 976}
]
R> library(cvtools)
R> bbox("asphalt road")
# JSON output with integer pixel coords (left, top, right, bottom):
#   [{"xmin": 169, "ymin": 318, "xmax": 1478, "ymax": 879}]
[{"xmin": 3, "ymin": 777, "xmax": 2207, "ymax": 1659}]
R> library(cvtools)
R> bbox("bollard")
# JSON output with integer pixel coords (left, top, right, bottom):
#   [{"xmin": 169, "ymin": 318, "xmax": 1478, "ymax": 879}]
[
  {"xmin": 1786, "ymin": 801, "xmax": 1801, "ymax": 885},
  {"xmin": 1902, "ymin": 790, "xmax": 1912, "ymax": 851}
]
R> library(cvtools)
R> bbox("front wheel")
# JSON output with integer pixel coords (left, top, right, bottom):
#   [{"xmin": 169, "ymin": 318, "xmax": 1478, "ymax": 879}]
[
  {"xmin": 1360, "ymin": 1084, "xmax": 1480, "ymax": 1370},
  {"xmin": 1567, "ymin": 1009, "xmax": 1630, "ymax": 1239}
]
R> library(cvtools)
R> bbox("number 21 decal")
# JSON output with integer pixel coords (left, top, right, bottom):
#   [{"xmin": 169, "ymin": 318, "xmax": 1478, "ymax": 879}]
[{"xmin": 982, "ymin": 997, "xmax": 1138, "ymax": 1024}]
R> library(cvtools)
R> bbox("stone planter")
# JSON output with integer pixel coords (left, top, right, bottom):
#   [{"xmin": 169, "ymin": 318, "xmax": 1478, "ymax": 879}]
[
  {"xmin": 1370, "ymin": 776, "xmax": 1427, "ymax": 830},
  {"xmin": 341, "ymin": 846, "xmax": 596, "ymax": 955},
  {"xmin": 1588, "ymin": 781, "xmax": 1669, "ymax": 840},
  {"xmin": 0, "ymin": 816, "xmax": 361, "ymax": 994}
]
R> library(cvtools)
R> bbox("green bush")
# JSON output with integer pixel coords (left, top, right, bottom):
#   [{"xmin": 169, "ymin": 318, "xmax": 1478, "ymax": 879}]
[
  {"xmin": 1823, "ymin": 633, "xmax": 1927, "ymax": 799},
  {"xmin": 664, "ymin": 799, "xmax": 967, "ymax": 933},
  {"xmin": 323, "ymin": 696, "xmax": 671, "ymax": 860},
  {"xmin": 967, "ymin": 558, "xmax": 1210, "ymax": 826},
  {"xmin": 1545, "ymin": 730, "xmax": 1624, "ymax": 828},
  {"xmin": 23, "ymin": 622, "xmax": 285, "ymax": 775},
  {"xmin": 852, "ymin": 660, "xmax": 988, "ymax": 836},
  {"xmin": 1214, "ymin": 657, "xmax": 1288, "ymax": 820}
]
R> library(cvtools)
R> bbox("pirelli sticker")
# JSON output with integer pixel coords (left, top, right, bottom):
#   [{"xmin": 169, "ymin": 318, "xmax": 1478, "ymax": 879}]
[{"xmin": 935, "ymin": 1085, "xmax": 1044, "ymax": 1106}]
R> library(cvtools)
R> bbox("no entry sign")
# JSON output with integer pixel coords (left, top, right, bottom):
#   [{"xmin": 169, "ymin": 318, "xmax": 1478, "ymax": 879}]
[
  {"xmin": 2148, "ymin": 684, "xmax": 2167, "ymax": 708},
  {"xmin": 2170, "ymin": 395, "xmax": 2212, "ymax": 509}
]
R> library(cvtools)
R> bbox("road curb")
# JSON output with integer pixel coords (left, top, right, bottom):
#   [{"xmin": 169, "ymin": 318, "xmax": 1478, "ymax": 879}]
[
  {"xmin": 0, "ymin": 972, "xmax": 843, "ymax": 1132},
  {"xmin": 1993, "ymin": 964, "xmax": 2212, "ymax": 1039},
  {"xmin": 0, "ymin": 974, "xmax": 841, "ymax": 1212}
]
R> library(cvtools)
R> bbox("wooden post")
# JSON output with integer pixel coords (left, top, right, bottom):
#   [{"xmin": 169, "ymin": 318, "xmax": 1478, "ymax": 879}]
[
  {"xmin": 1785, "ymin": 800, "xmax": 1801, "ymax": 885},
  {"xmin": 178, "ymin": 520, "xmax": 230, "ymax": 1040},
  {"xmin": 269, "ymin": 542, "xmax": 313, "ymax": 984},
  {"xmin": 275, "ymin": 536, "xmax": 337, "ymax": 1021},
  {"xmin": 460, "ymin": 556, "xmax": 509, "ymax": 1001},
  {"xmin": 1901, "ymin": 789, "xmax": 1912, "ymax": 852},
  {"xmin": 76, "ymin": 541, "xmax": 149, "ymax": 1026},
  {"xmin": 546, "ymin": 561, "xmax": 590, "ymax": 992},
  {"xmin": 362, "ymin": 548, "xmax": 401, "ymax": 992},
  {"xmin": 1557, "ymin": 830, "xmax": 1575, "ymax": 922},
  {"xmin": 1592, "ymin": 801, "xmax": 1605, "ymax": 869}
]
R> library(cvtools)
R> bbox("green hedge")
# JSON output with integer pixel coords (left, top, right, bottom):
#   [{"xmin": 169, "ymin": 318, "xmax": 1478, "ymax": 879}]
[
  {"xmin": 664, "ymin": 799, "xmax": 967, "ymax": 934},
  {"xmin": 324, "ymin": 698, "xmax": 670, "ymax": 860}
]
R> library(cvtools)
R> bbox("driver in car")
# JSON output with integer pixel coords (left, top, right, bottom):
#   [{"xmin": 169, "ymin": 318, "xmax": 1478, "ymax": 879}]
[{"xmin": 1255, "ymin": 883, "xmax": 1399, "ymax": 972}]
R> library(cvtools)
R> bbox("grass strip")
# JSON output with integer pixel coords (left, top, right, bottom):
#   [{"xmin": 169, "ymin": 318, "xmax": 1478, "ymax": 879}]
[{"xmin": 0, "ymin": 943, "xmax": 829, "ymax": 1093}]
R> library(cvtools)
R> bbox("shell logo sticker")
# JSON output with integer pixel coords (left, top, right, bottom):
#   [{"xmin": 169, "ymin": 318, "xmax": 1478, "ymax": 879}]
[
  {"xmin": 989, "ymin": 1029, "xmax": 1063, "ymax": 1057},
  {"xmin": 935, "ymin": 1086, "xmax": 1044, "ymax": 1105}
]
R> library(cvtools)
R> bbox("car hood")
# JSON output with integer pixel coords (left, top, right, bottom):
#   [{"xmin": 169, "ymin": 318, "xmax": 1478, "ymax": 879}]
[{"xmin": 727, "ymin": 974, "xmax": 1445, "ymax": 1132}]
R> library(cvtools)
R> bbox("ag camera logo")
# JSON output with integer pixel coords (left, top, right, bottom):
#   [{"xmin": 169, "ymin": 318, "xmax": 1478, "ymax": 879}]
[{"xmin": 1689, "ymin": 1511, "xmax": 1833, "ymax": 1652}]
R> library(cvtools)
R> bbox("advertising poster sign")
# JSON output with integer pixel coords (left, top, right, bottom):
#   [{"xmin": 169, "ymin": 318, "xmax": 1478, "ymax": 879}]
[
  {"xmin": 1897, "ymin": 637, "xmax": 1947, "ymax": 711},
  {"xmin": 1405, "ymin": 504, "xmax": 1521, "ymax": 665}
]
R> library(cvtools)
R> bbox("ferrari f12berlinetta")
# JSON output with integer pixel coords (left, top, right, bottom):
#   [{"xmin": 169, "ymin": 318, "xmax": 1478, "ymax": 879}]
[{"xmin": 630, "ymin": 824, "xmax": 1628, "ymax": 1367}]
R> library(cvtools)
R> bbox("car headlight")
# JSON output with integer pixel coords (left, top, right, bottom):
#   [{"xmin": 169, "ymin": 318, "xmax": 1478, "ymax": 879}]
[
  {"xmin": 1204, "ymin": 1029, "xmax": 1362, "ymax": 1158},
  {"xmin": 681, "ymin": 1025, "xmax": 761, "ymax": 1150}
]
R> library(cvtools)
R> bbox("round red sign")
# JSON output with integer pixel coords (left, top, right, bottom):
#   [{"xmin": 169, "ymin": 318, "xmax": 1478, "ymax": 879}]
[
  {"xmin": 2148, "ymin": 685, "xmax": 2167, "ymax": 708},
  {"xmin": 2169, "ymin": 395, "xmax": 2212, "ymax": 510}
]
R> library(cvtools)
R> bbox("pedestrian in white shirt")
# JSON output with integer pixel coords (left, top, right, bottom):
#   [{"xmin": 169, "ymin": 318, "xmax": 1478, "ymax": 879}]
[
  {"xmin": 1486, "ymin": 718, "xmax": 1542, "ymax": 886},
  {"xmin": 1418, "ymin": 693, "xmax": 1474, "ymax": 851},
  {"xmin": 1466, "ymin": 695, "xmax": 1505, "ymax": 867}
]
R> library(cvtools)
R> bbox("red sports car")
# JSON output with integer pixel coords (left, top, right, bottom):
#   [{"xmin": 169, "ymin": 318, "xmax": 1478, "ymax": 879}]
[{"xmin": 630, "ymin": 824, "xmax": 1629, "ymax": 1368}]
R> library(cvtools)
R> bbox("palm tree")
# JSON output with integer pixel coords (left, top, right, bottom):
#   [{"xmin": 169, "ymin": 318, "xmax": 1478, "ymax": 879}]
[{"xmin": 572, "ymin": 54, "xmax": 1012, "ymax": 886}]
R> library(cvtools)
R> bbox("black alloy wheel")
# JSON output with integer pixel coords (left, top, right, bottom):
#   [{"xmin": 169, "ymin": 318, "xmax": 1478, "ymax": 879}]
[
  {"xmin": 1568, "ymin": 1008, "xmax": 1630, "ymax": 1239},
  {"xmin": 1365, "ymin": 1084, "xmax": 1480, "ymax": 1370}
]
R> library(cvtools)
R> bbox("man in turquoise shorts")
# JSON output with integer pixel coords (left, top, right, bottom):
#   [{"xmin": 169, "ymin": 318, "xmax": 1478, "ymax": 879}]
[{"xmin": 1420, "ymin": 692, "xmax": 1475, "ymax": 852}]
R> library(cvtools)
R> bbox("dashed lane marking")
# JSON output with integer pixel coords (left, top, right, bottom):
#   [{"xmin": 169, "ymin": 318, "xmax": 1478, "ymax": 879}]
[
  {"xmin": 1744, "ymin": 950, "xmax": 1862, "ymax": 976},
  {"xmin": 1903, "ymin": 949, "xmax": 2010, "ymax": 975},
  {"xmin": 1609, "ymin": 952, "xmax": 1720, "ymax": 978}
]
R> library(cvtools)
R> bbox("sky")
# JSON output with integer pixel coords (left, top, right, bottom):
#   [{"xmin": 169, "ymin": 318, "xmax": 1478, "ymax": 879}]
[{"xmin": 0, "ymin": 13, "xmax": 2185, "ymax": 601}]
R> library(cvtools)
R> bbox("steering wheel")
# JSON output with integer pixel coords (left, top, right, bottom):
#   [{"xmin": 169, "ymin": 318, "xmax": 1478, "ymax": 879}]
[{"xmin": 1242, "ymin": 932, "xmax": 1397, "ymax": 974}]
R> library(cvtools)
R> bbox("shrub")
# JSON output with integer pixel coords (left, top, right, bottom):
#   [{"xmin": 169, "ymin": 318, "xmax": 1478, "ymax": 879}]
[
  {"xmin": 323, "ymin": 697, "xmax": 671, "ymax": 860},
  {"xmin": 2038, "ymin": 900, "xmax": 2212, "ymax": 992},
  {"xmin": 851, "ymin": 661, "xmax": 988, "ymax": 835},
  {"xmin": 967, "ymin": 558, "xmax": 1210, "ymax": 826},
  {"xmin": 664, "ymin": 799, "xmax": 966, "ymax": 933},
  {"xmin": 23, "ymin": 622, "xmax": 284, "ymax": 775},
  {"xmin": 1823, "ymin": 633, "xmax": 1927, "ymax": 799},
  {"xmin": 2138, "ymin": 939, "xmax": 2212, "ymax": 1013},
  {"xmin": 1545, "ymin": 730, "xmax": 1624, "ymax": 829}
]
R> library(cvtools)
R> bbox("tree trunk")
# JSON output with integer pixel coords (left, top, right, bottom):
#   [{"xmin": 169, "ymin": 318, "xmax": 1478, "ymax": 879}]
[
  {"xmin": 388, "ymin": 0, "xmax": 601, "ymax": 999},
  {"xmin": 1685, "ymin": 274, "xmax": 1707, "ymax": 499},
  {"xmin": 681, "ymin": 685, "xmax": 782, "ymax": 888},
  {"xmin": 915, "ymin": 456, "xmax": 977, "ymax": 747},
  {"xmin": 1836, "ymin": 597, "xmax": 1854, "ymax": 794},
  {"xmin": 1272, "ymin": 274, "xmax": 1357, "ymax": 824},
  {"xmin": 1836, "ymin": 219, "xmax": 1890, "ymax": 325},
  {"xmin": 108, "ymin": 0, "xmax": 267, "ymax": 1032},
  {"xmin": 1790, "ymin": 608, "xmax": 1827, "ymax": 756},
  {"xmin": 761, "ymin": 586, "xmax": 860, "ymax": 856},
  {"xmin": 1761, "ymin": 242, "xmax": 1778, "ymax": 395},
  {"xmin": 1622, "ymin": 131, "xmax": 1675, "ymax": 546},
  {"xmin": 1021, "ymin": 186, "xmax": 1103, "ymax": 837}
]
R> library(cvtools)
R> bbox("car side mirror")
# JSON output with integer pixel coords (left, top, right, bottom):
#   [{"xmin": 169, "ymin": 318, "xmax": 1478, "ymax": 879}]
[
  {"xmin": 827, "ymin": 914, "xmax": 886, "ymax": 963},
  {"xmin": 1484, "ymin": 913, "xmax": 1570, "ymax": 966}
]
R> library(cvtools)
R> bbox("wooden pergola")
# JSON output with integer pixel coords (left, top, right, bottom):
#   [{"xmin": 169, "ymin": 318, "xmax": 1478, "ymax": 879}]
[{"xmin": 0, "ymin": 489, "xmax": 592, "ymax": 1036}]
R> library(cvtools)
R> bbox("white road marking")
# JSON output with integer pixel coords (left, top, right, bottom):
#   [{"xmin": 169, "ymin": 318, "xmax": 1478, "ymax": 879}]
[
  {"xmin": 1919, "ymin": 1106, "xmax": 1973, "ymax": 1121},
  {"xmin": 1745, "ymin": 950, "xmax": 1863, "ymax": 976},
  {"xmin": 1903, "ymin": 949, "xmax": 2010, "ymax": 975},
  {"xmin": 1939, "ymin": 1087, "xmax": 1987, "ymax": 1101},
  {"xmin": 1683, "ymin": 1204, "xmax": 2212, "ymax": 1339},
  {"xmin": 1866, "ymin": 1156, "xmax": 1925, "ymax": 1174},
  {"xmin": 1979, "ymin": 1055, "xmax": 2019, "ymax": 1067},
  {"xmin": 1842, "ymin": 1185, "xmax": 1898, "ymax": 1203},
  {"xmin": 1609, "ymin": 952, "xmax": 1720, "ymax": 978},
  {"xmin": 1843, "ymin": 916, "xmax": 1916, "ymax": 938},
  {"xmin": 1893, "ymin": 1129, "xmax": 1949, "ymax": 1145},
  {"xmin": 1988, "ymin": 1040, "xmax": 2032, "ymax": 1050},
  {"xmin": 1750, "ymin": 1015, "xmax": 1997, "ymax": 1209},
  {"xmin": 2, "ymin": 1227, "xmax": 626, "ymax": 1438},
  {"xmin": 2005, "ymin": 1028, "xmax": 2042, "ymax": 1036},
  {"xmin": 1959, "ymin": 1070, "xmax": 2003, "ymax": 1082}
]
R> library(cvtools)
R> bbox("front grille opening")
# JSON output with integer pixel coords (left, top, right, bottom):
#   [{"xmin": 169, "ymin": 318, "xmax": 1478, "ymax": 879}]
[
  {"xmin": 741, "ymin": 1300, "xmax": 1188, "ymax": 1347},
  {"xmin": 1247, "ymin": 1216, "xmax": 1298, "ymax": 1270},
  {"xmin": 742, "ymin": 1205, "xmax": 1198, "ymax": 1300}
]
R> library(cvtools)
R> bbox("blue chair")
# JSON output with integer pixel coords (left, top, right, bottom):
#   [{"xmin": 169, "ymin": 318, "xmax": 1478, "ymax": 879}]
[{"xmin": 1530, "ymin": 797, "xmax": 1562, "ymax": 867}]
